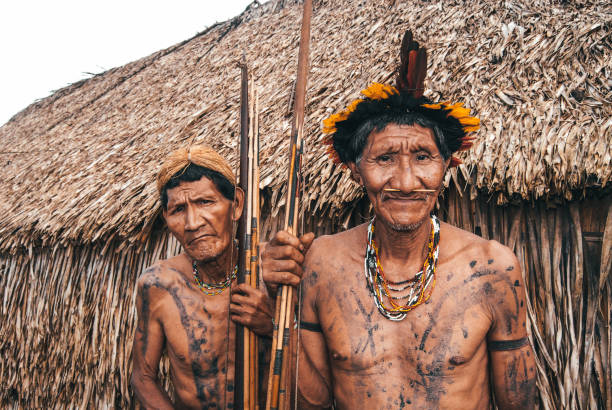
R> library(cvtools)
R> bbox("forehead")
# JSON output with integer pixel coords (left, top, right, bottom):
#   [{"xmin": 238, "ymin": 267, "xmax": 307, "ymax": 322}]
[
  {"xmin": 366, "ymin": 123, "xmax": 437, "ymax": 149},
  {"xmin": 166, "ymin": 176, "xmax": 224, "ymax": 203}
]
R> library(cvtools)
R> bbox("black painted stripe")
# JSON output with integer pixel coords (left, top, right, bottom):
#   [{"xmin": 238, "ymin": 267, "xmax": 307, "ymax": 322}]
[
  {"xmin": 488, "ymin": 337, "xmax": 529, "ymax": 351},
  {"xmin": 299, "ymin": 320, "xmax": 323, "ymax": 332}
]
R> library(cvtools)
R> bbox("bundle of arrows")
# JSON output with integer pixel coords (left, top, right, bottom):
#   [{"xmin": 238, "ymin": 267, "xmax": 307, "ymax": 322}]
[
  {"xmin": 266, "ymin": 0, "xmax": 312, "ymax": 409},
  {"xmin": 235, "ymin": 60, "xmax": 262, "ymax": 410}
]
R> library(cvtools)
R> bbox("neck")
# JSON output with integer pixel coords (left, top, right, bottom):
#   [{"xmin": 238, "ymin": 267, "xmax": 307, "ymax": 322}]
[
  {"xmin": 374, "ymin": 216, "xmax": 432, "ymax": 282},
  {"xmin": 194, "ymin": 246, "xmax": 237, "ymax": 283}
]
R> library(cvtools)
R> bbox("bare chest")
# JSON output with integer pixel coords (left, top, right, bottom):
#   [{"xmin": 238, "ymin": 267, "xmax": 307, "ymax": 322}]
[
  {"xmin": 159, "ymin": 285, "xmax": 234, "ymax": 380},
  {"xmin": 317, "ymin": 269, "xmax": 492, "ymax": 377}
]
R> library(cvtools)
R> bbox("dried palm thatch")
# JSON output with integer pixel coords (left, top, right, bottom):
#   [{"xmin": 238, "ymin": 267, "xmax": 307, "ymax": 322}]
[{"xmin": 0, "ymin": 0, "xmax": 610, "ymax": 408}]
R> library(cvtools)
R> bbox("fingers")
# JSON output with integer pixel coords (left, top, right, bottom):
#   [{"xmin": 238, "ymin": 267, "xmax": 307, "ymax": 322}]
[
  {"xmin": 262, "ymin": 230, "xmax": 316, "ymax": 289},
  {"xmin": 230, "ymin": 312, "xmax": 273, "ymax": 337},
  {"xmin": 269, "ymin": 230, "xmax": 303, "ymax": 251},
  {"xmin": 265, "ymin": 243, "xmax": 306, "ymax": 265},
  {"xmin": 263, "ymin": 271, "xmax": 301, "ymax": 287},
  {"xmin": 230, "ymin": 285, "xmax": 273, "ymax": 314},
  {"xmin": 229, "ymin": 302, "xmax": 256, "ymax": 316},
  {"xmin": 300, "ymin": 232, "xmax": 315, "ymax": 254},
  {"xmin": 230, "ymin": 289, "xmax": 275, "ymax": 337},
  {"xmin": 231, "ymin": 282, "xmax": 255, "ymax": 296}
]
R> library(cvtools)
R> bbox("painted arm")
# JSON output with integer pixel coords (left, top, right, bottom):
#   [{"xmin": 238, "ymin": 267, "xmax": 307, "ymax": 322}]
[
  {"xmin": 487, "ymin": 248, "xmax": 536, "ymax": 409},
  {"xmin": 131, "ymin": 271, "xmax": 173, "ymax": 409},
  {"xmin": 296, "ymin": 253, "xmax": 334, "ymax": 409}
]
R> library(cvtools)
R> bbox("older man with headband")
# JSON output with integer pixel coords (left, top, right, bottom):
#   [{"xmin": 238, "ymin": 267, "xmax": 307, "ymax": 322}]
[
  {"xmin": 266, "ymin": 31, "xmax": 536, "ymax": 409},
  {"xmin": 131, "ymin": 145, "xmax": 287, "ymax": 409}
]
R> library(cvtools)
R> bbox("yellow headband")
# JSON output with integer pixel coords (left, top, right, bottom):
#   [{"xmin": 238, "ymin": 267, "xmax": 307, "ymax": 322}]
[{"xmin": 157, "ymin": 145, "xmax": 235, "ymax": 194}]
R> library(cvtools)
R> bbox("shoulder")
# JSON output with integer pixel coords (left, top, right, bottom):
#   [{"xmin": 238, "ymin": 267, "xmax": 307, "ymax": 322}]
[
  {"xmin": 301, "ymin": 223, "xmax": 367, "ymax": 291},
  {"xmin": 307, "ymin": 223, "xmax": 367, "ymax": 259},
  {"xmin": 305, "ymin": 223, "xmax": 367, "ymax": 270},
  {"xmin": 136, "ymin": 255, "xmax": 188, "ymax": 295},
  {"xmin": 440, "ymin": 222, "xmax": 520, "ymax": 275}
]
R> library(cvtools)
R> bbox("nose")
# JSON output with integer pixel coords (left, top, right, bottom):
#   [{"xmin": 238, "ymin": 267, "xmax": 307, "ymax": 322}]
[
  {"xmin": 390, "ymin": 157, "xmax": 421, "ymax": 192},
  {"xmin": 184, "ymin": 203, "xmax": 203, "ymax": 231}
]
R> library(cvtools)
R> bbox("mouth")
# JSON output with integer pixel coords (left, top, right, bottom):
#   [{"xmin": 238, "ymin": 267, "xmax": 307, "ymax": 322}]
[
  {"xmin": 188, "ymin": 234, "xmax": 213, "ymax": 246},
  {"xmin": 381, "ymin": 193, "xmax": 430, "ymax": 202}
]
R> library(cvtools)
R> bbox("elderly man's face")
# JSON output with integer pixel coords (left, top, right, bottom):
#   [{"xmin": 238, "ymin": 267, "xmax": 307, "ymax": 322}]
[
  {"xmin": 163, "ymin": 176, "xmax": 242, "ymax": 263},
  {"xmin": 349, "ymin": 123, "xmax": 448, "ymax": 231}
]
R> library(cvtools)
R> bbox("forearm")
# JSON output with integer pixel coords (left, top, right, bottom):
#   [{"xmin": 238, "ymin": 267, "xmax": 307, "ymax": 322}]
[{"xmin": 131, "ymin": 372, "xmax": 174, "ymax": 410}]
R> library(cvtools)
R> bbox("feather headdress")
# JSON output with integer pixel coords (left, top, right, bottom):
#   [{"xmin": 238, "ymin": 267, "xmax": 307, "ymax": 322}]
[{"xmin": 323, "ymin": 30, "xmax": 479, "ymax": 167}]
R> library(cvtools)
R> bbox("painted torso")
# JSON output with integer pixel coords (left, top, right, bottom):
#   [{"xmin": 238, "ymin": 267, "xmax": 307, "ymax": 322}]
[
  {"xmin": 138, "ymin": 261, "xmax": 235, "ymax": 409},
  {"xmin": 302, "ymin": 221, "xmax": 524, "ymax": 409}
]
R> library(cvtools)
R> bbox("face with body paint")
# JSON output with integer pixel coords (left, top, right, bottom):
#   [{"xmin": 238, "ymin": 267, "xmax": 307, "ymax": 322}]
[
  {"xmin": 163, "ymin": 176, "xmax": 243, "ymax": 264},
  {"xmin": 348, "ymin": 123, "xmax": 449, "ymax": 231}
]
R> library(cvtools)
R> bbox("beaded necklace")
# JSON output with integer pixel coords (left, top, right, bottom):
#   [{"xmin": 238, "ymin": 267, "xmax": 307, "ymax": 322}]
[
  {"xmin": 364, "ymin": 215, "xmax": 440, "ymax": 321},
  {"xmin": 192, "ymin": 261, "xmax": 238, "ymax": 296}
]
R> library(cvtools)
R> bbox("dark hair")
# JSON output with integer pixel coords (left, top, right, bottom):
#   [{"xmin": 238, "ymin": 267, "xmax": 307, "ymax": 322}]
[
  {"xmin": 160, "ymin": 163, "xmax": 235, "ymax": 209},
  {"xmin": 331, "ymin": 90, "xmax": 466, "ymax": 164}
]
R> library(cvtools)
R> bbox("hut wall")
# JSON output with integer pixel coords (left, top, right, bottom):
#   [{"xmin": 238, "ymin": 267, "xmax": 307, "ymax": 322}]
[
  {"xmin": 1, "ymin": 188, "xmax": 610, "ymax": 408},
  {"xmin": 0, "ymin": 230, "xmax": 181, "ymax": 408}
]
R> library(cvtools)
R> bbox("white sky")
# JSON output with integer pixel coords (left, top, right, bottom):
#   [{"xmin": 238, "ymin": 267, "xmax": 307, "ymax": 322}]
[{"xmin": 0, "ymin": 0, "xmax": 257, "ymax": 126}]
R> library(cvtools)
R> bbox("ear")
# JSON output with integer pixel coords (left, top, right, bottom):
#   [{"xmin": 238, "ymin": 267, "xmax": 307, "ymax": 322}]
[
  {"xmin": 347, "ymin": 162, "xmax": 364, "ymax": 186},
  {"xmin": 232, "ymin": 187, "xmax": 245, "ymax": 221}
]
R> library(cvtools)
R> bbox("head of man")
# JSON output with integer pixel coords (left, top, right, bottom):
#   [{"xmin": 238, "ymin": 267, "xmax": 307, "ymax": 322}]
[
  {"xmin": 157, "ymin": 145, "xmax": 244, "ymax": 263},
  {"xmin": 324, "ymin": 86, "xmax": 479, "ymax": 232}
]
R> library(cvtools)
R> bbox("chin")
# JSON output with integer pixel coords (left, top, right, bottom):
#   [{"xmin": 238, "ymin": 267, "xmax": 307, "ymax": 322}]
[
  {"xmin": 378, "ymin": 211, "xmax": 430, "ymax": 232},
  {"xmin": 187, "ymin": 241, "xmax": 225, "ymax": 263},
  {"xmin": 388, "ymin": 220, "xmax": 425, "ymax": 232}
]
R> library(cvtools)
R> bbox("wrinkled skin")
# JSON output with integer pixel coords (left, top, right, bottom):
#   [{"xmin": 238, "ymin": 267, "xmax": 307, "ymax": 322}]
[
  {"xmin": 131, "ymin": 176, "xmax": 274, "ymax": 409},
  {"xmin": 267, "ymin": 124, "xmax": 536, "ymax": 409}
]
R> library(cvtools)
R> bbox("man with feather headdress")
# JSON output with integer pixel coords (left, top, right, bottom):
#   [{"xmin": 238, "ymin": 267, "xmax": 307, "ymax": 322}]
[{"xmin": 265, "ymin": 31, "xmax": 536, "ymax": 409}]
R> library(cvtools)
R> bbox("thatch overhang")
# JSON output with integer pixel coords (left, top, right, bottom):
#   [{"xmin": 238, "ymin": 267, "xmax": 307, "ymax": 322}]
[{"xmin": 0, "ymin": 0, "xmax": 610, "ymax": 253}]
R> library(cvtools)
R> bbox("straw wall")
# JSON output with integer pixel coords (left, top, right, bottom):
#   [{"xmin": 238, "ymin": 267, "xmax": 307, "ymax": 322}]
[{"xmin": 1, "ymin": 187, "xmax": 610, "ymax": 408}]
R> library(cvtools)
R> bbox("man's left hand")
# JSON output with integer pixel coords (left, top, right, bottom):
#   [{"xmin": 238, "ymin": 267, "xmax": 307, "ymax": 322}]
[{"xmin": 230, "ymin": 283, "xmax": 274, "ymax": 337}]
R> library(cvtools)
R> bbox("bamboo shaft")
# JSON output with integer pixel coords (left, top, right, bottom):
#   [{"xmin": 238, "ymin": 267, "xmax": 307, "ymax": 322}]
[
  {"xmin": 267, "ymin": 1, "xmax": 312, "ymax": 408},
  {"xmin": 237, "ymin": 65, "xmax": 261, "ymax": 410},
  {"xmin": 243, "ymin": 91, "xmax": 255, "ymax": 407},
  {"xmin": 248, "ymin": 88, "xmax": 261, "ymax": 410},
  {"xmin": 235, "ymin": 56, "xmax": 249, "ymax": 409}
]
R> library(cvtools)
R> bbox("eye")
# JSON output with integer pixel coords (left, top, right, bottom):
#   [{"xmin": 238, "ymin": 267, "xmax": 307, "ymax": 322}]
[
  {"xmin": 416, "ymin": 153, "xmax": 429, "ymax": 161},
  {"xmin": 171, "ymin": 205, "xmax": 185, "ymax": 215},
  {"xmin": 376, "ymin": 154, "xmax": 393, "ymax": 163},
  {"xmin": 196, "ymin": 199, "xmax": 213, "ymax": 206}
]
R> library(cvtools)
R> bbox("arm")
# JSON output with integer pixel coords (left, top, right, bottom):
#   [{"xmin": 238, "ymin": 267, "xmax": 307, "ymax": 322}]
[
  {"xmin": 487, "ymin": 247, "xmax": 536, "ymax": 409},
  {"xmin": 131, "ymin": 272, "xmax": 173, "ymax": 409},
  {"xmin": 260, "ymin": 230, "xmax": 331, "ymax": 408},
  {"xmin": 296, "ymin": 247, "xmax": 333, "ymax": 409}
]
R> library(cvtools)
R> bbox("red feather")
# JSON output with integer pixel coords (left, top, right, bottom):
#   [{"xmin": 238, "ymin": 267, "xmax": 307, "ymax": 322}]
[
  {"xmin": 449, "ymin": 157, "xmax": 463, "ymax": 167},
  {"xmin": 395, "ymin": 30, "xmax": 428, "ymax": 97},
  {"xmin": 407, "ymin": 50, "xmax": 418, "ymax": 91}
]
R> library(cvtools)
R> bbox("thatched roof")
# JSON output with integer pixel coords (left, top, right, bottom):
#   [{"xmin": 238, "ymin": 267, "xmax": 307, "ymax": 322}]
[{"xmin": 0, "ymin": 0, "xmax": 610, "ymax": 252}]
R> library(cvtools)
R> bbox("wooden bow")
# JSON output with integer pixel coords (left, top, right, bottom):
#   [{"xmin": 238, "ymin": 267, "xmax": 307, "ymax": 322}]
[{"xmin": 235, "ymin": 58, "xmax": 262, "ymax": 409}]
